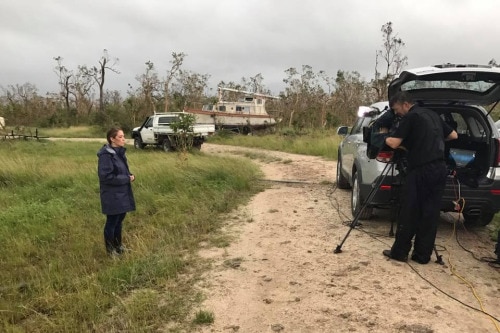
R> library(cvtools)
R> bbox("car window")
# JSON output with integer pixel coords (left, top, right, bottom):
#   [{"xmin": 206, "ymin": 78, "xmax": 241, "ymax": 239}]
[
  {"xmin": 402, "ymin": 79, "xmax": 495, "ymax": 93},
  {"xmin": 441, "ymin": 112, "xmax": 467, "ymax": 134},
  {"xmin": 439, "ymin": 109, "xmax": 492, "ymax": 139},
  {"xmin": 466, "ymin": 116, "xmax": 488, "ymax": 138},
  {"xmin": 453, "ymin": 115, "xmax": 468, "ymax": 134},
  {"xmin": 350, "ymin": 117, "xmax": 373, "ymax": 135},
  {"xmin": 158, "ymin": 116, "xmax": 178, "ymax": 125}
]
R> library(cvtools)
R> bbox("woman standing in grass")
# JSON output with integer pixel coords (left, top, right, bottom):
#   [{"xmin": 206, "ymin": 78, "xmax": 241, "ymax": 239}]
[{"xmin": 97, "ymin": 127, "xmax": 136, "ymax": 256}]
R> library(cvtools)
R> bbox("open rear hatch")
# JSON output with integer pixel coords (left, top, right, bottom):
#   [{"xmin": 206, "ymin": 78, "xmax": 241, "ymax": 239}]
[
  {"xmin": 388, "ymin": 65, "xmax": 500, "ymax": 185},
  {"xmin": 388, "ymin": 64, "xmax": 500, "ymax": 106}
]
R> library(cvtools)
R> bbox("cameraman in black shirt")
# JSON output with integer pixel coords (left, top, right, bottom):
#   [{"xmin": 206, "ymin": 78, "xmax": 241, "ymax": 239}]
[{"xmin": 383, "ymin": 92, "xmax": 457, "ymax": 264}]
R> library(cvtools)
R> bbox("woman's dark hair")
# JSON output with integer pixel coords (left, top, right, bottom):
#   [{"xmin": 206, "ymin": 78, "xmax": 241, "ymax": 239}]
[{"xmin": 106, "ymin": 127, "xmax": 122, "ymax": 144}]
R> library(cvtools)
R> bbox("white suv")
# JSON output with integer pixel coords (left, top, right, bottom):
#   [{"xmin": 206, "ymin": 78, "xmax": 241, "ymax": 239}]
[{"xmin": 337, "ymin": 64, "xmax": 500, "ymax": 226}]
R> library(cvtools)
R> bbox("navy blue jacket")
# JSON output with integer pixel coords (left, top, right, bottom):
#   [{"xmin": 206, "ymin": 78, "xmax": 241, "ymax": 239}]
[{"xmin": 97, "ymin": 144, "xmax": 136, "ymax": 215}]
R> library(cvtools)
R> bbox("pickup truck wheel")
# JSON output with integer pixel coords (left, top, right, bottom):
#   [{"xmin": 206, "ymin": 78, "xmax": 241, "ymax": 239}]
[
  {"xmin": 134, "ymin": 137, "xmax": 145, "ymax": 149},
  {"xmin": 351, "ymin": 170, "xmax": 372, "ymax": 220},
  {"xmin": 162, "ymin": 139, "xmax": 173, "ymax": 152},
  {"xmin": 463, "ymin": 210, "xmax": 495, "ymax": 226},
  {"xmin": 336, "ymin": 156, "xmax": 351, "ymax": 189}
]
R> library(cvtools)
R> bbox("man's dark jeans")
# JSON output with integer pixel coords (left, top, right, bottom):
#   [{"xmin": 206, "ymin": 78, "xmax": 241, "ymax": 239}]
[{"xmin": 391, "ymin": 160, "xmax": 447, "ymax": 262}]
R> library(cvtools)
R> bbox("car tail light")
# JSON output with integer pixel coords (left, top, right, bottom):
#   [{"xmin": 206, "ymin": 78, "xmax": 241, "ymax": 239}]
[
  {"xmin": 376, "ymin": 151, "xmax": 394, "ymax": 163},
  {"xmin": 379, "ymin": 185, "xmax": 392, "ymax": 191},
  {"xmin": 490, "ymin": 189, "xmax": 500, "ymax": 195}
]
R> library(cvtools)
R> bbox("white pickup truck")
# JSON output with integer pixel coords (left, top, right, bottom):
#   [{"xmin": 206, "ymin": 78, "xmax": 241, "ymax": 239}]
[{"xmin": 131, "ymin": 112, "xmax": 215, "ymax": 152}]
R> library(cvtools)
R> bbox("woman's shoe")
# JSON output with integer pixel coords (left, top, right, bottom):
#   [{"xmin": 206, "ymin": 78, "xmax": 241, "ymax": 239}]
[{"xmin": 115, "ymin": 245, "xmax": 126, "ymax": 254}]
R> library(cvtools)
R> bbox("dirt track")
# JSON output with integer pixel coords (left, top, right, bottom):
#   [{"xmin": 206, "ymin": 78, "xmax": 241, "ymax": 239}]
[{"xmin": 195, "ymin": 143, "xmax": 500, "ymax": 333}]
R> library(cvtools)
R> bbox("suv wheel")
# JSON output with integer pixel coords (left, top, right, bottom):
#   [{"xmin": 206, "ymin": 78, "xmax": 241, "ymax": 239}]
[
  {"xmin": 463, "ymin": 210, "xmax": 495, "ymax": 226},
  {"xmin": 336, "ymin": 156, "xmax": 351, "ymax": 189},
  {"xmin": 351, "ymin": 170, "xmax": 373, "ymax": 220}
]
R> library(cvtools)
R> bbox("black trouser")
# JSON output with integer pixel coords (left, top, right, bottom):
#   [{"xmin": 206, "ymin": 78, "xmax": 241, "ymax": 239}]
[
  {"xmin": 104, "ymin": 213, "xmax": 126, "ymax": 253},
  {"xmin": 391, "ymin": 160, "xmax": 447, "ymax": 262}
]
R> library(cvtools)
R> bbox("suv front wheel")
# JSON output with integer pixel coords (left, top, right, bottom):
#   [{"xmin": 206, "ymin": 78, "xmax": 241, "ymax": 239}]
[
  {"xmin": 351, "ymin": 170, "xmax": 373, "ymax": 220},
  {"xmin": 336, "ymin": 156, "xmax": 351, "ymax": 189}
]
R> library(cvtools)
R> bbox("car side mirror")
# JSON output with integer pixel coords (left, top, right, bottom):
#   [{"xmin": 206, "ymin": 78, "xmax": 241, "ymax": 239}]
[{"xmin": 337, "ymin": 126, "xmax": 349, "ymax": 136}]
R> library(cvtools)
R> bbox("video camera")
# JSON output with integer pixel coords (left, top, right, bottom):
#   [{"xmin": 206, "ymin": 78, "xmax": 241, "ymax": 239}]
[{"xmin": 362, "ymin": 105, "xmax": 408, "ymax": 175}]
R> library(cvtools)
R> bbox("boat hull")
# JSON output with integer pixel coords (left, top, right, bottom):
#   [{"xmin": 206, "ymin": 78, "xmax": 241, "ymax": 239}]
[{"xmin": 186, "ymin": 108, "xmax": 276, "ymax": 132}]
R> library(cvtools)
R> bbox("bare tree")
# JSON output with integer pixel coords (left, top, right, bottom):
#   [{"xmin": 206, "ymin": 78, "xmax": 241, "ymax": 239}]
[
  {"xmin": 53, "ymin": 56, "xmax": 73, "ymax": 114},
  {"xmin": 373, "ymin": 22, "xmax": 408, "ymax": 101},
  {"xmin": 136, "ymin": 61, "xmax": 160, "ymax": 112},
  {"xmin": 240, "ymin": 73, "xmax": 266, "ymax": 93},
  {"xmin": 163, "ymin": 52, "xmax": 185, "ymax": 112},
  {"xmin": 73, "ymin": 68, "xmax": 95, "ymax": 116},
  {"xmin": 80, "ymin": 49, "xmax": 120, "ymax": 113},
  {"xmin": 176, "ymin": 70, "xmax": 210, "ymax": 110},
  {"xmin": 3, "ymin": 83, "xmax": 41, "ymax": 126},
  {"xmin": 333, "ymin": 70, "xmax": 372, "ymax": 125},
  {"xmin": 282, "ymin": 65, "xmax": 321, "ymax": 128},
  {"xmin": 318, "ymin": 70, "xmax": 335, "ymax": 128}
]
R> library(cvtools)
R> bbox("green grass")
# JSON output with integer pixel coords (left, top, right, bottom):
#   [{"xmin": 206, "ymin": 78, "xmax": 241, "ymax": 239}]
[
  {"xmin": 490, "ymin": 215, "xmax": 500, "ymax": 240},
  {"xmin": 192, "ymin": 310, "xmax": 214, "ymax": 325},
  {"xmin": 207, "ymin": 129, "xmax": 342, "ymax": 160},
  {"xmin": 36, "ymin": 125, "xmax": 103, "ymax": 138},
  {"xmin": 0, "ymin": 140, "xmax": 263, "ymax": 332}
]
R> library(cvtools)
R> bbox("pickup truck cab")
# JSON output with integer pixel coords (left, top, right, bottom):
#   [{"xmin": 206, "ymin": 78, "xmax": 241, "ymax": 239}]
[{"xmin": 131, "ymin": 112, "xmax": 215, "ymax": 152}]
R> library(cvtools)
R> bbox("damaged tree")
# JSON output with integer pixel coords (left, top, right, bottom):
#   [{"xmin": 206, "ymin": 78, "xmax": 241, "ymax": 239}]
[
  {"xmin": 373, "ymin": 22, "xmax": 408, "ymax": 101},
  {"xmin": 80, "ymin": 49, "xmax": 120, "ymax": 114}
]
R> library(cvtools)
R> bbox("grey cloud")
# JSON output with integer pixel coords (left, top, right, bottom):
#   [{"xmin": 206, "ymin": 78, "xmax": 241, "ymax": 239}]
[{"xmin": 2, "ymin": 0, "xmax": 500, "ymax": 95}]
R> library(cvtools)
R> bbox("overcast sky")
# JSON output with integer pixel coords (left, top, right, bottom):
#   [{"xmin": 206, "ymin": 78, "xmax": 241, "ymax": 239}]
[{"xmin": 2, "ymin": 0, "xmax": 499, "ymax": 96}]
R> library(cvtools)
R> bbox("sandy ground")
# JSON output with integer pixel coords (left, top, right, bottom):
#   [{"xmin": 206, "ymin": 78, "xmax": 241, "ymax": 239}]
[{"xmin": 194, "ymin": 143, "xmax": 500, "ymax": 333}]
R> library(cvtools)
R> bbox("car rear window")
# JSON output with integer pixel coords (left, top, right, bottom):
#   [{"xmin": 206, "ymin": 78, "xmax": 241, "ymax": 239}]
[
  {"xmin": 401, "ymin": 79, "xmax": 495, "ymax": 93},
  {"xmin": 158, "ymin": 116, "xmax": 178, "ymax": 125}
]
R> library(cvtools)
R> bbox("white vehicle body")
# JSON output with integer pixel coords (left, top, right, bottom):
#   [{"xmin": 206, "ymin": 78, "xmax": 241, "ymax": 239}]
[
  {"xmin": 131, "ymin": 112, "xmax": 215, "ymax": 152},
  {"xmin": 337, "ymin": 64, "xmax": 500, "ymax": 226}
]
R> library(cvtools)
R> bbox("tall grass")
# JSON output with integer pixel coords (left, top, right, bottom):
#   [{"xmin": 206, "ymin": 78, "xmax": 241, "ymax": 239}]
[
  {"xmin": 207, "ymin": 129, "xmax": 342, "ymax": 159},
  {"xmin": 37, "ymin": 126, "xmax": 103, "ymax": 138},
  {"xmin": 0, "ymin": 140, "xmax": 262, "ymax": 332}
]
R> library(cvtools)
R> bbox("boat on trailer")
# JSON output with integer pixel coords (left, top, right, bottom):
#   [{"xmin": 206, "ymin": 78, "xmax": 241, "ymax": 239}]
[{"xmin": 185, "ymin": 87, "xmax": 279, "ymax": 134}]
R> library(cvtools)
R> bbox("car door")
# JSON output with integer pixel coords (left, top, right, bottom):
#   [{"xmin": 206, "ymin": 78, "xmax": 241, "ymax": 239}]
[
  {"xmin": 341, "ymin": 116, "xmax": 371, "ymax": 178},
  {"xmin": 140, "ymin": 117, "xmax": 156, "ymax": 144}
]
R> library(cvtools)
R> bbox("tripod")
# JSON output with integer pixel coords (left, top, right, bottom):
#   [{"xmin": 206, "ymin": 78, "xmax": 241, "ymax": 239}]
[
  {"xmin": 334, "ymin": 161, "xmax": 398, "ymax": 253},
  {"xmin": 333, "ymin": 159, "xmax": 445, "ymax": 265}
]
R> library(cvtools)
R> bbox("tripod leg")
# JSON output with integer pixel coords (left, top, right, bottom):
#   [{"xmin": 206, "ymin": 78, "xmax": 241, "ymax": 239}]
[
  {"xmin": 389, "ymin": 185, "xmax": 401, "ymax": 237},
  {"xmin": 334, "ymin": 163, "xmax": 393, "ymax": 253},
  {"xmin": 433, "ymin": 245, "xmax": 444, "ymax": 265}
]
